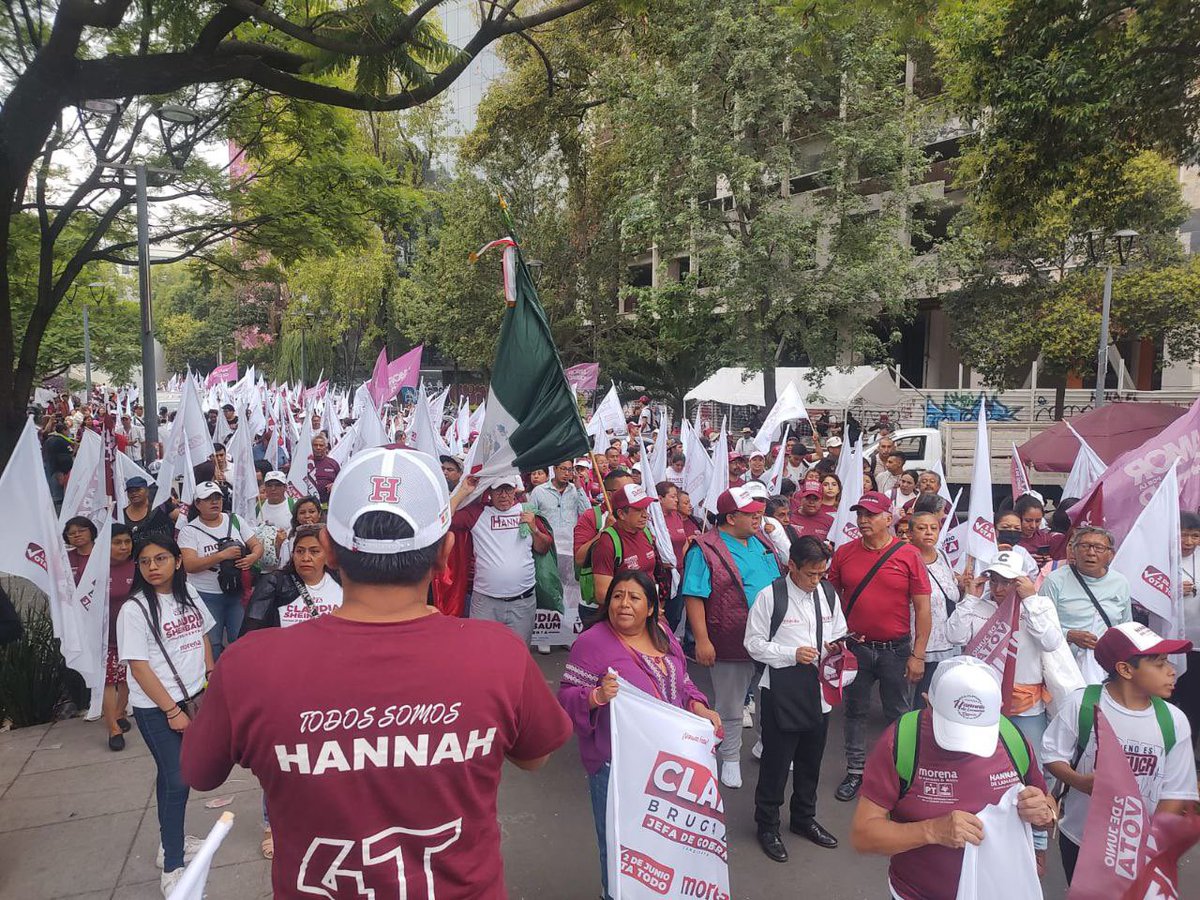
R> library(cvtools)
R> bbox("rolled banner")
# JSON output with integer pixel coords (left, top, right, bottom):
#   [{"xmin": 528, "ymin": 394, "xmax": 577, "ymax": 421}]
[{"xmin": 167, "ymin": 811, "xmax": 236, "ymax": 900}]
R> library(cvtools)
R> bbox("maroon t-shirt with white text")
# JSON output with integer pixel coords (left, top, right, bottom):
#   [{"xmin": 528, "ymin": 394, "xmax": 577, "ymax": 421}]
[
  {"xmin": 181, "ymin": 613, "xmax": 572, "ymax": 899},
  {"xmin": 590, "ymin": 526, "xmax": 657, "ymax": 578},
  {"xmin": 861, "ymin": 710, "xmax": 1046, "ymax": 900}
]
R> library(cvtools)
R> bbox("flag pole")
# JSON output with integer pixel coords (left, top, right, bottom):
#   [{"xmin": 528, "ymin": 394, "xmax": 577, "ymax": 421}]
[{"xmin": 591, "ymin": 450, "xmax": 614, "ymax": 515}]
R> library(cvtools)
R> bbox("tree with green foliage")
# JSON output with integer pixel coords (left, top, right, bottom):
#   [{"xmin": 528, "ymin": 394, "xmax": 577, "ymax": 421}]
[{"xmin": 0, "ymin": 0, "xmax": 604, "ymax": 467}]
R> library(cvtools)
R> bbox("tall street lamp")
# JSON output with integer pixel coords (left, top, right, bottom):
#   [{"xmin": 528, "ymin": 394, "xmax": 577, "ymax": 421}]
[
  {"xmin": 78, "ymin": 100, "xmax": 201, "ymax": 461},
  {"xmin": 1085, "ymin": 228, "xmax": 1138, "ymax": 408},
  {"xmin": 82, "ymin": 281, "xmax": 108, "ymax": 398}
]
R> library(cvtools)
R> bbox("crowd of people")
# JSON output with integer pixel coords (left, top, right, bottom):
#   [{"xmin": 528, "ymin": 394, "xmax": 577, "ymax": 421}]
[{"xmin": 17, "ymin": 385, "xmax": 1200, "ymax": 898}]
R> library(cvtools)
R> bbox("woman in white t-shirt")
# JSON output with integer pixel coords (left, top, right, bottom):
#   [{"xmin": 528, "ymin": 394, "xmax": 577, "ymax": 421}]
[
  {"xmin": 117, "ymin": 535, "xmax": 215, "ymax": 897},
  {"xmin": 239, "ymin": 523, "xmax": 342, "ymax": 859}
]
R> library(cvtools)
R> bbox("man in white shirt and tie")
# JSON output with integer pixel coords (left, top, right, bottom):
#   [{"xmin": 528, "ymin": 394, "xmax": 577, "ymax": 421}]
[{"xmin": 745, "ymin": 534, "xmax": 847, "ymax": 862}]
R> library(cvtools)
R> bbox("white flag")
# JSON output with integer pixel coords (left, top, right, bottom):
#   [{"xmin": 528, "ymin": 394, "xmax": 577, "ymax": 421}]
[
  {"xmin": 287, "ymin": 413, "xmax": 317, "ymax": 500},
  {"xmin": 330, "ymin": 421, "xmax": 359, "ymax": 466},
  {"xmin": 167, "ymin": 812, "xmax": 236, "ymax": 900},
  {"xmin": 607, "ymin": 677, "xmax": 728, "ymax": 900},
  {"xmin": 589, "ymin": 383, "xmax": 627, "ymax": 437},
  {"xmin": 699, "ymin": 418, "xmax": 729, "ymax": 518},
  {"xmin": 680, "ymin": 420, "xmax": 713, "ymax": 502},
  {"xmin": 113, "ymin": 450, "xmax": 156, "ymax": 515},
  {"xmin": 59, "ymin": 429, "xmax": 109, "ymax": 529},
  {"xmin": 1061, "ymin": 423, "xmax": 1106, "ymax": 500},
  {"xmin": 637, "ymin": 443, "xmax": 679, "ymax": 596},
  {"xmin": 226, "ymin": 410, "xmax": 260, "ymax": 524},
  {"xmin": 647, "ymin": 407, "xmax": 671, "ymax": 485},
  {"xmin": 829, "ymin": 437, "xmax": 865, "ymax": 549},
  {"xmin": 833, "ymin": 423, "xmax": 856, "ymax": 491},
  {"xmin": 410, "ymin": 383, "xmax": 451, "ymax": 459},
  {"xmin": 964, "ymin": 398, "xmax": 997, "ymax": 568},
  {"xmin": 61, "ymin": 510, "xmax": 111, "ymax": 697},
  {"xmin": 355, "ymin": 393, "xmax": 391, "ymax": 454},
  {"xmin": 1111, "ymin": 461, "xmax": 1185, "ymax": 673},
  {"xmin": 932, "ymin": 459, "xmax": 953, "ymax": 503},
  {"xmin": 468, "ymin": 398, "xmax": 487, "ymax": 436},
  {"xmin": 753, "ymin": 381, "xmax": 808, "ymax": 453},
  {"xmin": 765, "ymin": 425, "xmax": 790, "ymax": 494},
  {"xmin": 0, "ymin": 419, "xmax": 76, "ymax": 634}
]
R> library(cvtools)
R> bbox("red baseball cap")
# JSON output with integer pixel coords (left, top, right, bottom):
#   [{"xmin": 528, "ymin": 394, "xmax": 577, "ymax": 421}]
[
  {"xmin": 1094, "ymin": 622, "xmax": 1192, "ymax": 675},
  {"xmin": 821, "ymin": 645, "xmax": 859, "ymax": 706},
  {"xmin": 716, "ymin": 486, "xmax": 766, "ymax": 515},
  {"xmin": 850, "ymin": 491, "xmax": 892, "ymax": 515},
  {"xmin": 612, "ymin": 483, "xmax": 657, "ymax": 511},
  {"xmin": 728, "ymin": 450, "xmax": 745, "ymax": 462},
  {"xmin": 799, "ymin": 479, "xmax": 822, "ymax": 498}
]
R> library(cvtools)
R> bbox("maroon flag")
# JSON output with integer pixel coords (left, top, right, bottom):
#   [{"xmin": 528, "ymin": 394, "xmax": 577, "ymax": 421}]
[
  {"xmin": 1010, "ymin": 441, "xmax": 1032, "ymax": 502},
  {"xmin": 565, "ymin": 362, "xmax": 600, "ymax": 393},
  {"xmin": 963, "ymin": 592, "xmax": 1021, "ymax": 715},
  {"xmin": 1068, "ymin": 708, "xmax": 1151, "ymax": 899},
  {"xmin": 1121, "ymin": 812, "xmax": 1200, "ymax": 900},
  {"xmin": 366, "ymin": 347, "xmax": 389, "ymax": 407},
  {"xmin": 385, "ymin": 345, "xmax": 423, "ymax": 402},
  {"xmin": 204, "ymin": 361, "xmax": 238, "ymax": 388}
]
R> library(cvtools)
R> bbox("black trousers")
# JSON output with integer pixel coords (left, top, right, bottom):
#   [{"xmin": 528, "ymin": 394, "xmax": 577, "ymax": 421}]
[{"xmin": 753, "ymin": 687, "xmax": 828, "ymax": 833}]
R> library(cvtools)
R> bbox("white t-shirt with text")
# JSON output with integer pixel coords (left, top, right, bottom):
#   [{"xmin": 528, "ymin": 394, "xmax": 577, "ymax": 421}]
[
  {"xmin": 278, "ymin": 573, "xmax": 344, "ymax": 628},
  {"xmin": 177, "ymin": 513, "xmax": 254, "ymax": 594},
  {"xmin": 471, "ymin": 505, "xmax": 536, "ymax": 598},
  {"xmin": 117, "ymin": 586, "xmax": 216, "ymax": 710},
  {"xmin": 258, "ymin": 498, "xmax": 293, "ymax": 532}
]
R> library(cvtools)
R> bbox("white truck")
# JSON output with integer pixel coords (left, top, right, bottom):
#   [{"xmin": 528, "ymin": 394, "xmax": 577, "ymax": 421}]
[{"xmin": 864, "ymin": 422, "xmax": 1063, "ymax": 500}]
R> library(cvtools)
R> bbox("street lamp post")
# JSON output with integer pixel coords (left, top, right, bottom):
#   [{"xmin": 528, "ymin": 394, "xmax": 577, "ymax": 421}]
[
  {"xmin": 1086, "ymin": 229, "xmax": 1138, "ymax": 409},
  {"xmin": 82, "ymin": 304, "xmax": 91, "ymax": 398}
]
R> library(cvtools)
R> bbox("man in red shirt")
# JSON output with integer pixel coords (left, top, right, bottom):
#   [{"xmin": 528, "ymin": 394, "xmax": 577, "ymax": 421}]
[
  {"xmin": 181, "ymin": 448, "xmax": 571, "ymax": 899},
  {"xmin": 828, "ymin": 491, "xmax": 931, "ymax": 801},
  {"xmin": 589, "ymin": 482, "xmax": 659, "ymax": 603},
  {"xmin": 788, "ymin": 479, "xmax": 833, "ymax": 540}
]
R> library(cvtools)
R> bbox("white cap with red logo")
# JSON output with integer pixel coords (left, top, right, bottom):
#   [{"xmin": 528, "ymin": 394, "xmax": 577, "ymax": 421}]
[
  {"xmin": 326, "ymin": 447, "xmax": 450, "ymax": 553},
  {"xmin": 929, "ymin": 656, "xmax": 1002, "ymax": 757}
]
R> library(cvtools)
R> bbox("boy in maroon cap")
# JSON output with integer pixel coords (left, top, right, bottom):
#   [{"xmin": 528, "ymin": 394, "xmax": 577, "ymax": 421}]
[{"xmin": 788, "ymin": 478, "xmax": 834, "ymax": 540}]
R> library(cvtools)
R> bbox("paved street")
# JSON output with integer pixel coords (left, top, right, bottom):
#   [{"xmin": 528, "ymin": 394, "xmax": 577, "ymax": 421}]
[{"xmin": 1, "ymin": 650, "xmax": 1195, "ymax": 899}]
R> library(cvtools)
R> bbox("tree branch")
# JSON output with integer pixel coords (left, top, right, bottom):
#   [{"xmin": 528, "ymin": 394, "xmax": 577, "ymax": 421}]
[{"xmin": 194, "ymin": 7, "xmax": 250, "ymax": 54}]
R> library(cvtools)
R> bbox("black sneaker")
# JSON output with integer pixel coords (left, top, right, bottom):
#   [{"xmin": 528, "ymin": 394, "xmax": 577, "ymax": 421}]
[
  {"xmin": 757, "ymin": 830, "xmax": 788, "ymax": 863},
  {"xmin": 117, "ymin": 717, "xmax": 131, "ymax": 733},
  {"xmin": 108, "ymin": 733, "xmax": 125, "ymax": 752},
  {"xmin": 835, "ymin": 773, "xmax": 862, "ymax": 802}
]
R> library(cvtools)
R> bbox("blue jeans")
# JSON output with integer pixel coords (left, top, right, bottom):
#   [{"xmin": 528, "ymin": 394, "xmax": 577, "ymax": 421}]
[
  {"xmin": 134, "ymin": 706, "xmax": 189, "ymax": 872},
  {"xmin": 588, "ymin": 763, "xmax": 612, "ymax": 900},
  {"xmin": 199, "ymin": 589, "xmax": 243, "ymax": 661}
]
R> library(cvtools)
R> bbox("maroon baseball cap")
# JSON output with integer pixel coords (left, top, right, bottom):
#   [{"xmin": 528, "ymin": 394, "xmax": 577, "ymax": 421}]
[
  {"xmin": 728, "ymin": 450, "xmax": 745, "ymax": 462},
  {"xmin": 799, "ymin": 479, "xmax": 822, "ymax": 498},
  {"xmin": 716, "ymin": 486, "xmax": 766, "ymax": 515},
  {"xmin": 850, "ymin": 491, "xmax": 893, "ymax": 515},
  {"xmin": 1093, "ymin": 623, "xmax": 1192, "ymax": 675}
]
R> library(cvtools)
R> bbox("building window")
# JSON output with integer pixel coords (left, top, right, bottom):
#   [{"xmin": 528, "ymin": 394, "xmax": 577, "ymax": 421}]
[{"xmin": 910, "ymin": 201, "xmax": 956, "ymax": 254}]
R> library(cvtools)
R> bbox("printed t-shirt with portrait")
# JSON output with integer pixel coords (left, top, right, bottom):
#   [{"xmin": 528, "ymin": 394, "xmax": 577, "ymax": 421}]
[
  {"xmin": 179, "ymin": 613, "xmax": 573, "ymax": 900},
  {"xmin": 278, "ymin": 573, "xmax": 344, "ymax": 629},
  {"xmin": 453, "ymin": 504, "xmax": 536, "ymax": 598},
  {"xmin": 590, "ymin": 526, "xmax": 657, "ymax": 580},
  {"xmin": 1042, "ymin": 685, "xmax": 1198, "ymax": 844},
  {"xmin": 176, "ymin": 513, "xmax": 254, "ymax": 594},
  {"xmin": 828, "ymin": 537, "xmax": 931, "ymax": 641},
  {"xmin": 116, "ymin": 586, "xmax": 216, "ymax": 709},
  {"xmin": 861, "ymin": 709, "xmax": 1046, "ymax": 900}
]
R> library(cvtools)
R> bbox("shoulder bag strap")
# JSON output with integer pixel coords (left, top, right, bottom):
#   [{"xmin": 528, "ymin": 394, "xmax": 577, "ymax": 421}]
[
  {"xmin": 844, "ymin": 541, "xmax": 906, "ymax": 621},
  {"xmin": 292, "ymin": 574, "xmax": 319, "ymax": 617},
  {"xmin": 131, "ymin": 595, "xmax": 190, "ymax": 700},
  {"xmin": 1069, "ymin": 565, "xmax": 1113, "ymax": 629},
  {"xmin": 819, "ymin": 580, "xmax": 836, "ymax": 616},
  {"xmin": 894, "ymin": 709, "xmax": 922, "ymax": 798},
  {"xmin": 768, "ymin": 576, "xmax": 788, "ymax": 640},
  {"xmin": 929, "ymin": 554, "xmax": 957, "ymax": 618}
]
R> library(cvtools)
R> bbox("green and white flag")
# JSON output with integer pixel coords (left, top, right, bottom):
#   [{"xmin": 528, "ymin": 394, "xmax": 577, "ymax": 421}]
[{"xmin": 469, "ymin": 236, "xmax": 590, "ymax": 479}]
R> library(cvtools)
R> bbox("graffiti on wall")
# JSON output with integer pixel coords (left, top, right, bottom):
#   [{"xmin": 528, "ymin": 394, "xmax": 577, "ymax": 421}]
[{"xmin": 924, "ymin": 393, "xmax": 1022, "ymax": 427}]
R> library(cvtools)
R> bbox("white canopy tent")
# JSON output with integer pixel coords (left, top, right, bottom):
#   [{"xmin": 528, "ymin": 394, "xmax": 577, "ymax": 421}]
[{"xmin": 685, "ymin": 366, "xmax": 901, "ymax": 410}]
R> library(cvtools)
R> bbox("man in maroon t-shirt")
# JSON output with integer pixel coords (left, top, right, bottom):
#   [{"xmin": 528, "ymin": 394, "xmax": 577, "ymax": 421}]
[
  {"xmin": 828, "ymin": 491, "xmax": 931, "ymax": 802},
  {"xmin": 308, "ymin": 433, "xmax": 340, "ymax": 503},
  {"xmin": 181, "ymin": 448, "xmax": 571, "ymax": 899},
  {"xmin": 590, "ymin": 482, "xmax": 659, "ymax": 603},
  {"xmin": 850, "ymin": 658, "xmax": 1055, "ymax": 900},
  {"xmin": 788, "ymin": 479, "xmax": 834, "ymax": 540}
]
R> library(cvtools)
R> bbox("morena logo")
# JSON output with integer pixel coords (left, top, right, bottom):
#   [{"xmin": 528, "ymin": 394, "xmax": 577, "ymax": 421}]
[
  {"xmin": 972, "ymin": 518, "xmax": 996, "ymax": 542},
  {"xmin": 25, "ymin": 542, "xmax": 47, "ymax": 571},
  {"xmin": 1141, "ymin": 565, "xmax": 1171, "ymax": 597},
  {"xmin": 953, "ymin": 694, "xmax": 985, "ymax": 720},
  {"xmin": 367, "ymin": 475, "xmax": 402, "ymax": 504}
]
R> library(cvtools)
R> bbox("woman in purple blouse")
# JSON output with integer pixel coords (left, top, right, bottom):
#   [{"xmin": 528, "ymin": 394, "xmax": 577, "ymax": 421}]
[{"xmin": 559, "ymin": 569, "xmax": 722, "ymax": 898}]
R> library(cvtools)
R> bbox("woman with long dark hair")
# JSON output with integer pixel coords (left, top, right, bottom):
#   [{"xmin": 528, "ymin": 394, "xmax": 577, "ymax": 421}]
[
  {"xmin": 558, "ymin": 570, "xmax": 722, "ymax": 899},
  {"xmin": 277, "ymin": 495, "xmax": 324, "ymax": 570},
  {"xmin": 116, "ymin": 535, "xmax": 214, "ymax": 896}
]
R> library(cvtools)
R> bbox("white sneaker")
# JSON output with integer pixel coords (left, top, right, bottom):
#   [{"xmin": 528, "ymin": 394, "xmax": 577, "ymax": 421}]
[
  {"xmin": 156, "ymin": 835, "xmax": 204, "ymax": 869},
  {"xmin": 752, "ymin": 740, "xmax": 763, "ymax": 760},
  {"xmin": 742, "ymin": 705, "xmax": 753, "ymax": 728},
  {"xmin": 537, "ymin": 644, "xmax": 551, "ymax": 655},
  {"xmin": 160, "ymin": 867, "xmax": 185, "ymax": 897},
  {"xmin": 720, "ymin": 760, "xmax": 743, "ymax": 789}
]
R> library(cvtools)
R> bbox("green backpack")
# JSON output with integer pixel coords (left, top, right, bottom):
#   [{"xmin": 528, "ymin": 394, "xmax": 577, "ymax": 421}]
[
  {"xmin": 1074, "ymin": 683, "xmax": 1175, "ymax": 757},
  {"xmin": 893, "ymin": 709, "xmax": 1031, "ymax": 798}
]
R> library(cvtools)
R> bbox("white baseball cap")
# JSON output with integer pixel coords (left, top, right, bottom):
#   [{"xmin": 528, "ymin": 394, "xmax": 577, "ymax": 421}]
[
  {"xmin": 929, "ymin": 657, "xmax": 1002, "ymax": 757},
  {"xmin": 326, "ymin": 448, "xmax": 451, "ymax": 553},
  {"xmin": 982, "ymin": 550, "xmax": 1024, "ymax": 581},
  {"xmin": 195, "ymin": 481, "xmax": 224, "ymax": 500},
  {"xmin": 264, "ymin": 470, "xmax": 287, "ymax": 484}
]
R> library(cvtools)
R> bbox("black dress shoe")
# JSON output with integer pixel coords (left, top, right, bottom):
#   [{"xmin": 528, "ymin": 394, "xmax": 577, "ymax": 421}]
[
  {"xmin": 790, "ymin": 819, "xmax": 838, "ymax": 848},
  {"xmin": 108, "ymin": 733, "xmax": 125, "ymax": 752},
  {"xmin": 117, "ymin": 717, "xmax": 131, "ymax": 733},
  {"xmin": 835, "ymin": 773, "xmax": 862, "ymax": 802},
  {"xmin": 757, "ymin": 830, "xmax": 788, "ymax": 863}
]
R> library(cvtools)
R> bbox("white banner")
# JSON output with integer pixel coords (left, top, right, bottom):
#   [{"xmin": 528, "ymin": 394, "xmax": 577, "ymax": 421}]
[
  {"xmin": 829, "ymin": 436, "xmax": 864, "ymax": 549},
  {"xmin": 608, "ymin": 678, "xmax": 728, "ymax": 900},
  {"xmin": 590, "ymin": 383, "xmax": 627, "ymax": 438},
  {"xmin": 753, "ymin": 381, "xmax": 808, "ymax": 453},
  {"xmin": 964, "ymin": 399, "xmax": 997, "ymax": 568},
  {"xmin": 61, "ymin": 510, "xmax": 111, "ymax": 695},
  {"xmin": 59, "ymin": 428, "xmax": 109, "ymax": 529}
]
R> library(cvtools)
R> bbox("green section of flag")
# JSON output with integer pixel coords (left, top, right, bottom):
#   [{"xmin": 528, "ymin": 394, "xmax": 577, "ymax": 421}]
[{"xmin": 491, "ymin": 251, "xmax": 590, "ymax": 470}]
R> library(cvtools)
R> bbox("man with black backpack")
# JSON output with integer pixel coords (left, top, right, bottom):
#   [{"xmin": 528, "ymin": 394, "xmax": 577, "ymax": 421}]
[
  {"xmin": 828, "ymin": 491, "xmax": 931, "ymax": 802},
  {"xmin": 745, "ymin": 535, "xmax": 847, "ymax": 862}
]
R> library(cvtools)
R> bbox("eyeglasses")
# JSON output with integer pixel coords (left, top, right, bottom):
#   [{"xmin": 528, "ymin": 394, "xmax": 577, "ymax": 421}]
[
  {"xmin": 137, "ymin": 553, "xmax": 173, "ymax": 568},
  {"xmin": 1076, "ymin": 542, "xmax": 1113, "ymax": 553}
]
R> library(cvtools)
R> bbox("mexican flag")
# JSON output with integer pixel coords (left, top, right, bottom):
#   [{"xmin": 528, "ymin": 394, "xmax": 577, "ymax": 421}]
[{"xmin": 468, "ymin": 236, "xmax": 590, "ymax": 478}]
